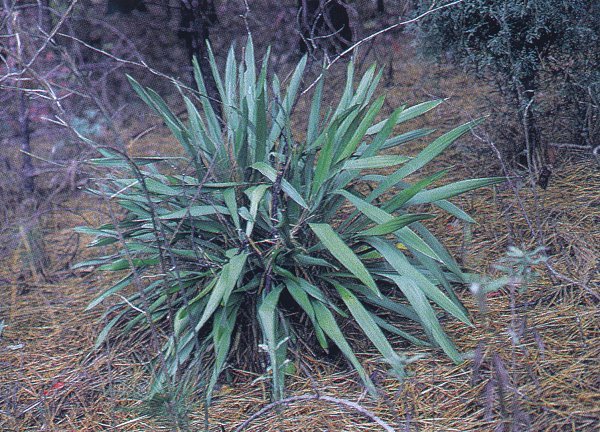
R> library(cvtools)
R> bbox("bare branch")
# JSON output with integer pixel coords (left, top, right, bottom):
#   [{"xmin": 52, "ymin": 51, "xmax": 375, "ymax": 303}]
[
  {"xmin": 233, "ymin": 393, "xmax": 396, "ymax": 432},
  {"xmin": 301, "ymin": 0, "xmax": 464, "ymax": 95}
]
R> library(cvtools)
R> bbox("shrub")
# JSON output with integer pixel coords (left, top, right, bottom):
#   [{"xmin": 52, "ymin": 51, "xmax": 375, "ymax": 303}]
[
  {"xmin": 418, "ymin": 0, "xmax": 600, "ymax": 169},
  {"xmin": 78, "ymin": 38, "xmax": 502, "ymax": 401}
]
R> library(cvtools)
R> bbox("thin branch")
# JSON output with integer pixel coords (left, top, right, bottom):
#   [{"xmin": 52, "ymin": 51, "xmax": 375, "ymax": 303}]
[
  {"xmin": 23, "ymin": 0, "xmax": 79, "ymax": 71},
  {"xmin": 301, "ymin": 0, "xmax": 464, "ymax": 95},
  {"xmin": 55, "ymin": 31, "xmax": 223, "ymax": 111},
  {"xmin": 233, "ymin": 393, "xmax": 396, "ymax": 432}
]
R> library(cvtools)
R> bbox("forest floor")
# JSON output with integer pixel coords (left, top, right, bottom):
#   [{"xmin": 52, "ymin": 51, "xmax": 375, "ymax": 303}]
[{"xmin": 1, "ymin": 32, "xmax": 599, "ymax": 431}]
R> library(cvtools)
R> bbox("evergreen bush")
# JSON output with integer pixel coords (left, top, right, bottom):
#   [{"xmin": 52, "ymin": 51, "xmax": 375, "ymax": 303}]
[{"xmin": 418, "ymin": 0, "xmax": 599, "ymax": 168}]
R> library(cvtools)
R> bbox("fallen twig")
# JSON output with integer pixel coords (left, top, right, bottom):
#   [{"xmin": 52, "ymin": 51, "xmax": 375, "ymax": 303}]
[{"xmin": 233, "ymin": 393, "xmax": 396, "ymax": 432}]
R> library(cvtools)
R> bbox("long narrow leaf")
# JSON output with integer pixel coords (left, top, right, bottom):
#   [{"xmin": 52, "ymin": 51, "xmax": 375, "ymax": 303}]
[
  {"xmin": 258, "ymin": 285, "xmax": 286, "ymax": 400},
  {"xmin": 334, "ymin": 282, "xmax": 407, "ymax": 378},
  {"xmin": 367, "ymin": 120, "xmax": 483, "ymax": 202},
  {"xmin": 359, "ymin": 214, "xmax": 433, "ymax": 237},
  {"xmin": 384, "ymin": 274, "xmax": 463, "ymax": 363},
  {"xmin": 367, "ymin": 237, "xmax": 471, "ymax": 325},
  {"xmin": 309, "ymin": 223, "xmax": 380, "ymax": 296},
  {"xmin": 195, "ymin": 252, "xmax": 248, "ymax": 332},
  {"xmin": 312, "ymin": 301, "xmax": 376, "ymax": 394},
  {"xmin": 206, "ymin": 301, "xmax": 239, "ymax": 404},
  {"xmin": 406, "ymin": 177, "xmax": 504, "ymax": 205},
  {"xmin": 342, "ymin": 155, "xmax": 410, "ymax": 171},
  {"xmin": 366, "ymin": 100, "xmax": 444, "ymax": 135},
  {"xmin": 251, "ymin": 162, "xmax": 308, "ymax": 209}
]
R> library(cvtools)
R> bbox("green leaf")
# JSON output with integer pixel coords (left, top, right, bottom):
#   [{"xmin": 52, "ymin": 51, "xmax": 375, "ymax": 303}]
[
  {"xmin": 367, "ymin": 119, "xmax": 483, "ymax": 202},
  {"xmin": 311, "ymin": 131, "xmax": 336, "ymax": 197},
  {"xmin": 367, "ymin": 237, "xmax": 471, "ymax": 326},
  {"xmin": 335, "ymin": 95, "xmax": 385, "ymax": 163},
  {"xmin": 336, "ymin": 189, "xmax": 441, "ymax": 261},
  {"xmin": 193, "ymin": 55, "xmax": 222, "ymax": 143},
  {"xmin": 184, "ymin": 95, "xmax": 214, "ymax": 156},
  {"xmin": 380, "ymin": 128, "xmax": 436, "ymax": 151},
  {"xmin": 412, "ymin": 222, "xmax": 465, "ymax": 278},
  {"xmin": 341, "ymin": 282, "xmax": 419, "ymax": 322},
  {"xmin": 86, "ymin": 273, "xmax": 133, "ymax": 310},
  {"xmin": 294, "ymin": 254, "xmax": 337, "ymax": 269},
  {"xmin": 73, "ymin": 257, "xmax": 112, "ymax": 268},
  {"xmin": 254, "ymin": 84, "xmax": 268, "ymax": 163},
  {"xmin": 251, "ymin": 162, "xmax": 308, "ymax": 209},
  {"xmin": 98, "ymin": 257, "xmax": 159, "ymax": 271},
  {"xmin": 384, "ymin": 274, "xmax": 463, "ymax": 363},
  {"xmin": 94, "ymin": 311, "xmax": 127, "ymax": 349},
  {"xmin": 366, "ymin": 100, "xmax": 443, "ymax": 135},
  {"xmin": 309, "ymin": 223, "xmax": 380, "ymax": 296},
  {"xmin": 267, "ymin": 55, "xmax": 307, "ymax": 149},
  {"xmin": 370, "ymin": 314, "xmax": 430, "ymax": 347},
  {"xmin": 342, "ymin": 155, "xmax": 411, "ymax": 171},
  {"xmin": 158, "ymin": 205, "xmax": 230, "ymax": 220},
  {"xmin": 334, "ymin": 282, "xmax": 406, "ymax": 379},
  {"xmin": 207, "ymin": 302, "xmax": 240, "ymax": 404},
  {"xmin": 350, "ymin": 64, "xmax": 378, "ymax": 107},
  {"xmin": 435, "ymin": 201, "xmax": 475, "ymax": 223},
  {"xmin": 244, "ymin": 184, "xmax": 270, "ymax": 236},
  {"xmin": 143, "ymin": 178, "xmax": 179, "ymax": 196},
  {"xmin": 307, "ymin": 74, "xmax": 325, "ymax": 145},
  {"xmin": 258, "ymin": 285, "xmax": 286, "ymax": 400},
  {"xmin": 406, "ymin": 177, "xmax": 504, "ymax": 205},
  {"xmin": 359, "ymin": 213, "xmax": 434, "ymax": 237},
  {"xmin": 384, "ymin": 170, "xmax": 448, "ymax": 212},
  {"xmin": 360, "ymin": 107, "xmax": 404, "ymax": 158},
  {"xmin": 223, "ymin": 188, "xmax": 240, "ymax": 230},
  {"xmin": 334, "ymin": 61, "xmax": 355, "ymax": 116},
  {"xmin": 195, "ymin": 252, "xmax": 248, "ymax": 332},
  {"xmin": 285, "ymin": 280, "xmax": 328, "ymax": 349},
  {"xmin": 312, "ymin": 301, "xmax": 376, "ymax": 394}
]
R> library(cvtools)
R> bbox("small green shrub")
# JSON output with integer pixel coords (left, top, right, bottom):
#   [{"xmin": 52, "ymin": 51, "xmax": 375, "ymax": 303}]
[{"xmin": 78, "ymin": 38, "xmax": 502, "ymax": 401}]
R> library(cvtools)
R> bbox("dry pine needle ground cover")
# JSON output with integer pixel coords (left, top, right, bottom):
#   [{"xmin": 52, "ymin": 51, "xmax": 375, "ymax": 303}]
[{"xmin": 1, "ymin": 39, "xmax": 599, "ymax": 431}]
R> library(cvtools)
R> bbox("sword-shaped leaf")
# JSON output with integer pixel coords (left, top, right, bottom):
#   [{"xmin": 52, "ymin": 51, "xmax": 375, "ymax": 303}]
[
  {"xmin": 207, "ymin": 302, "xmax": 240, "ymax": 404},
  {"xmin": 359, "ymin": 213, "xmax": 434, "ymax": 237},
  {"xmin": 313, "ymin": 301, "xmax": 376, "ymax": 395},
  {"xmin": 366, "ymin": 99, "xmax": 444, "ymax": 135},
  {"xmin": 367, "ymin": 119, "xmax": 483, "ymax": 202},
  {"xmin": 258, "ymin": 285, "xmax": 286, "ymax": 400},
  {"xmin": 252, "ymin": 162, "xmax": 308, "ymax": 209},
  {"xmin": 309, "ymin": 223, "xmax": 380, "ymax": 296},
  {"xmin": 384, "ymin": 274, "xmax": 463, "ymax": 363},
  {"xmin": 368, "ymin": 237, "xmax": 471, "ymax": 326},
  {"xmin": 406, "ymin": 177, "xmax": 504, "ymax": 205},
  {"xmin": 334, "ymin": 282, "xmax": 407, "ymax": 379},
  {"xmin": 195, "ymin": 251, "xmax": 248, "ymax": 332},
  {"xmin": 342, "ymin": 155, "xmax": 411, "ymax": 171}
]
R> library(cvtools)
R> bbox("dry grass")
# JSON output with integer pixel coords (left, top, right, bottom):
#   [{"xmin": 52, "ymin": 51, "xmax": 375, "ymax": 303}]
[
  {"xmin": 1, "ymin": 32, "xmax": 599, "ymax": 432},
  {"xmin": 1, "ymin": 160, "xmax": 597, "ymax": 431}
]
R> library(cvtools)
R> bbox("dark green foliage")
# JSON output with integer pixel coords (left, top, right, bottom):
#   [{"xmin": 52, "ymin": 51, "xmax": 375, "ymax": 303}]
[
  {"xmin": 418, "ymin": 0, "xmax": 600, "ymax": 167},
  {"xmin": 78, "ymin": 38, "xmax": 503, "ymax": 402}
]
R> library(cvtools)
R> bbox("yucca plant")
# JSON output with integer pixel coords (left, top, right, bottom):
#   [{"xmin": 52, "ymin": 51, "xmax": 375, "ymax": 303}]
[{"xmin": 78, "ymin": 38, "xmax": 503, "ymax": 402}]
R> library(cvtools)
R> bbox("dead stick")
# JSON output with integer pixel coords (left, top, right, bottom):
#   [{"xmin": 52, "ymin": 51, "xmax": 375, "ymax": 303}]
[{"xmin": 233, "ymin": 393, "xmax": 395, "ymax": 432}]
